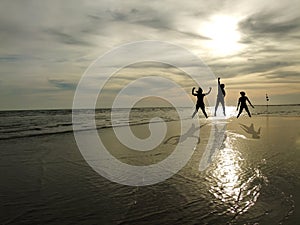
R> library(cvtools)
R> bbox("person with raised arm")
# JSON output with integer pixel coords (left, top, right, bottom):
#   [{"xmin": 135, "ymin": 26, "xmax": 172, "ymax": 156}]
[
  {"xmin": 214, "ymin": 77, "xmax": 226, "ymax": 116},
  {"xmin": 192, "ymin": 86, "xmax": 212, "ymax": 119}
]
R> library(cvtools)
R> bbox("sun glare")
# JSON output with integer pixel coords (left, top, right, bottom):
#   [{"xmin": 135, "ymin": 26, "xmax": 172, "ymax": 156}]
[{"xmin": 201, "ymin": 15, "xmax": 243, "ymax": 56}]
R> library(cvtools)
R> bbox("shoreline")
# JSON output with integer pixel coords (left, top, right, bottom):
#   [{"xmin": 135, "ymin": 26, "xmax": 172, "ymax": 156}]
[{"xmin": 0, "ymin": 114, "xmax": 298, "ymax": 141}]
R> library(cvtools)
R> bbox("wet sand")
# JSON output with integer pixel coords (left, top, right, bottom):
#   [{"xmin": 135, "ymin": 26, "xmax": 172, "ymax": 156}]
[{"xmin": 0, "ymin": 116, "xmax": 299, "ymax": 224}]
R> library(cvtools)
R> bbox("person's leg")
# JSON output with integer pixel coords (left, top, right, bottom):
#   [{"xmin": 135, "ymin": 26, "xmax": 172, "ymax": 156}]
[
  {"xmin": 192, "ymin": 105, "xmax": 199, "ymax": 118},
  {"xmin": 201, "ymin": 106, "xmax": 208, "ymax": 118},
  {"xmin": 245, "ymin": 106, "xmax": 251, "ymax": 117},
  {"xmin": 237, "ymin": 107, "xmax": 243, "ymax": 118},
  {"xmin": 214, "ymin": 99, "xmax": 220, "ymax": 116},
  {"xmin": 221, "ymin": 99, "xmax": 226, "ymax": 116}
]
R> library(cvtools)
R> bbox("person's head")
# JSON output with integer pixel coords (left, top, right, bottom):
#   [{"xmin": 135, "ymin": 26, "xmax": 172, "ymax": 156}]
[
  {"xmin": 220, "ymin": 84, "xmax": 225, "ymax": 88},
  {"xmin": 240, "ymin": 91, "xmax": 246, "ymax": 96},
  {"xmin": 197, "ymin": 87, "xmax": 203, "ymax": 93}
]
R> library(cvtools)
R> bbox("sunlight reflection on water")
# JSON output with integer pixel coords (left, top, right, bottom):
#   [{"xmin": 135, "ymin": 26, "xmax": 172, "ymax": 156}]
[{"xmin": 205, "ymin": 131, "xmax": 267, "ymax": 216}]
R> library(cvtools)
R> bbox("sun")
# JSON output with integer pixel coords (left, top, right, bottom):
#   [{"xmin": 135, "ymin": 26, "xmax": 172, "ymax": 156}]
[{"xmin": 200, "ymin": 15, "xmax": 243, "ymax": 56}]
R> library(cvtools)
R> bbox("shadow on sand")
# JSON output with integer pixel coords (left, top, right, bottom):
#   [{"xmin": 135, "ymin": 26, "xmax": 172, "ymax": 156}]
[
  {"xmin": 164, "ymin": 123, "xmax": 208, "ymax": 145},
  {"xmin": 239, "ymin": 123, "xmax": 261, "ymax": 139}
]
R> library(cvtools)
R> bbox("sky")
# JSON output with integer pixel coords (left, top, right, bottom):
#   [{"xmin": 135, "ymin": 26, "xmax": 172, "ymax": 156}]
[{"xmin": 0, "ymin": 0, "xmax": 299, "ymax": 110}]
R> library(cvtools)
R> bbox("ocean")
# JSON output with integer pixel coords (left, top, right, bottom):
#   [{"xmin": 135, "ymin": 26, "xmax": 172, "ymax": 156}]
[
  {"xmin": 0, "ymin": 105, "xmax": 299, "ymax": 225},
  {"xmin": 0, "ymin": 105, "xmax": 299, "ymax": 140}
]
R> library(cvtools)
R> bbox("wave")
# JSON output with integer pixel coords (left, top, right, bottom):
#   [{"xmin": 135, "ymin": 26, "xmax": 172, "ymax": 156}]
[
  {"xmin": 0, "ymin": 105, "xmax": 299, "ymax": 140},
  {"xmin": 0, "ymin": 118, "xmax": 179, "ymax": 140}
]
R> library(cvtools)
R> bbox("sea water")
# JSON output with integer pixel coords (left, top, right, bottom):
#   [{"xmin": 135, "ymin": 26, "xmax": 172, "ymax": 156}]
[{"xmin": 0, "ymin": 105, "xmax": 299, "ymax": 140}]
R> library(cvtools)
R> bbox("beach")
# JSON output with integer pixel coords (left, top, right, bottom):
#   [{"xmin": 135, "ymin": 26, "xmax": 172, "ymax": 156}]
[
  {"xmin": 0, "ymin": 109, "xmax": 299, "ymax": 225},
  {"xmin": 1, "ymin": 0, "xmax": 300, "ymax": 223}
]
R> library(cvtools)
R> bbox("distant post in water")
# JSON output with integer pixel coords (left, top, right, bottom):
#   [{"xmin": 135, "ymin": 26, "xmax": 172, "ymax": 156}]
[{"xmin": 266, "ymin": 93, "xmax": 269, "ymax": 113}]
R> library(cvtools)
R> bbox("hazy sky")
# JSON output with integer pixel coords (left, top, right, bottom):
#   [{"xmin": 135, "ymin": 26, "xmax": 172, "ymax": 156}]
[{"xmin": 0, "ymin": 0, "xmax": 299, "ymax": 110}]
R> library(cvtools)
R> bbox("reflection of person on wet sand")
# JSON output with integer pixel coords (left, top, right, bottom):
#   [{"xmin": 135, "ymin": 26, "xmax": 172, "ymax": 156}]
[
  {"xmin": 192, "ymin": 86, "xmax": 212, "ymax": 118},
  {"xmin": 236, "ymin": 91, "xmax": 254, "ymax": 118},
  {"xmin": 214, "ymin": 77, "xmax": 226, "ymax": 116},
  {"xmin": 164, "ymin": 123, "xmax": 207, "ymax": 145},
  {"xmin": 240, "ymin": 123, "xmax": 261, "ymax": 139},
  {"xmin": 198, "ymin": 122, "xmax": 227, "ymax": 171}
]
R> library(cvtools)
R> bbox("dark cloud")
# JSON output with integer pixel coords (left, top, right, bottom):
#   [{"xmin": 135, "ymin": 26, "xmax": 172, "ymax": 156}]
[
  {"xmin": 89, "ymin": 5, "xmax": 212, "ymax": 40},
  {"xmin": 238, "ymin": 10, "xmax": 300, "ymax": 43},
  {"xmin": 178, "ymin": 31, "xmax": 211, "ymax": 40},
  {"xmin": 44, "ymin": 29, "xmax": 95, "ymax": 47},
  {"xmin": 106, "ymin": 9, "xmax": 129, "ymax": 21},
  {"xmin": 132, "ymin": 14, "xmax": 211, "ymax": 40},
  {"xmin": 241, "ymin": 14, "xmax": 299, "ymax": 34},
  {"xmin": 124, "ymin": 61, "xmax": 208, "ymax": 70},
  {"xmin": 48, "ymin": 79, "xmax": 77, "ymax": 90},
  {"xmin": 0, "ymin": 55, "xmax": 24, "ymax": 62},
  {"xmin": 0, "ymin": 54, "xmax": 41, "ymax": 63},
  {"xmin": 125, "ymin": 62, "xmax": 175, "ymax": 69}
]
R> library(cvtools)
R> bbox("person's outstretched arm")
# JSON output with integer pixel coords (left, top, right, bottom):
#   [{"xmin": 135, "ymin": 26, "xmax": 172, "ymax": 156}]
[
  {"xmin": 247, "ymin": 97, "xmax": 255, "ymax": 108},
  {"xmin": 218, "ymin": 77, "xmax": 221, "ymax": 86},
  {"xmin": 204, "ymin": 87, "xmax": 212, "ymax": 95},
  {"xmin": 192, "ymin": 87, "xmax": 197, "ymax": 96}
]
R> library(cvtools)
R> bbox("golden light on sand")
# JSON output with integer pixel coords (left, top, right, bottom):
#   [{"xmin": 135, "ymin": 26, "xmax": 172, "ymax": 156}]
[
  {"xmin": 207, "ymin": 132, "xmax": 264, "ymax": 215},
  {"xmin": 201, "ymin": 15, "xmax": 243, "ymax": 56}
]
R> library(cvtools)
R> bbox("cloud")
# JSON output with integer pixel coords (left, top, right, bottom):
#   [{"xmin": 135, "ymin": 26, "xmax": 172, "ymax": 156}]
[
  {"xmin": 262, "ymin": 70, "xmax": 300, "ymax": 79},
  {"xmin": 238, "ymin": 9, "xmax": 300, "ymax": 44},
  {"xmin": 44, "ymin": 29, "xmax": 95, "ymax": 47},
  {"xmin": 0, "ymin": 0, "xmax": 299, "ymax": 109},
  {"xmin": 48, "ymin": 79, "xmax": 77, "ymax": 91},
  {"xmin": 0, "ymin": 55, "xmax": 25, "ymax": 62}
]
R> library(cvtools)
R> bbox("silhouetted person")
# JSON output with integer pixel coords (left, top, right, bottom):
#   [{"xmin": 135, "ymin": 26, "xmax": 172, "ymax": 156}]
[
  {"xmin": 214, "ymin": 77, "xmax": 226, "ymax": 116},
  {"xmin": 192, "ymin": 86, "xmax": 212, "ymax": 118},
  {"xmin": 236, "ymin": 91, "xmax": 254, "ymax": 118}
]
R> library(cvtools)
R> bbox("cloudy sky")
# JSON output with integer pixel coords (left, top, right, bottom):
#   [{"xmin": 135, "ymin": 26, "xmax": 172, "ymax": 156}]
[{"xmin": 0, "ymin": 0, "xmax": 299, "ymax": 110}]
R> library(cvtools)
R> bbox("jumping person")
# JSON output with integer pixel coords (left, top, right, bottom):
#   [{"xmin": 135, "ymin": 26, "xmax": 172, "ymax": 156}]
[
  {"xmin": 214, "ymin": 77, "xmax": 226, "ymax": 116},
  {"xmin": 192, "ymin": 86, "xmax": 212, "ymax": 118},
  {"xmin": 236, "ymin": 91, "xmax": 254, "ymax": 118}
]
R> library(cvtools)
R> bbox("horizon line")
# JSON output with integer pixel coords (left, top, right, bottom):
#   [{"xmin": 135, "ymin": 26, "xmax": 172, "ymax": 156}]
[{"xmin": 0, "ymin": 104, "xmax": 299, "ymax": 112}]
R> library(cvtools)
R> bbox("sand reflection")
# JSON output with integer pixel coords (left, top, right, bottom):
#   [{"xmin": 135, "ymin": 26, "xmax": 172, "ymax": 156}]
[{"xmin": 206, "ymin": 132, "xmax": 266, "ymax": 216}]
